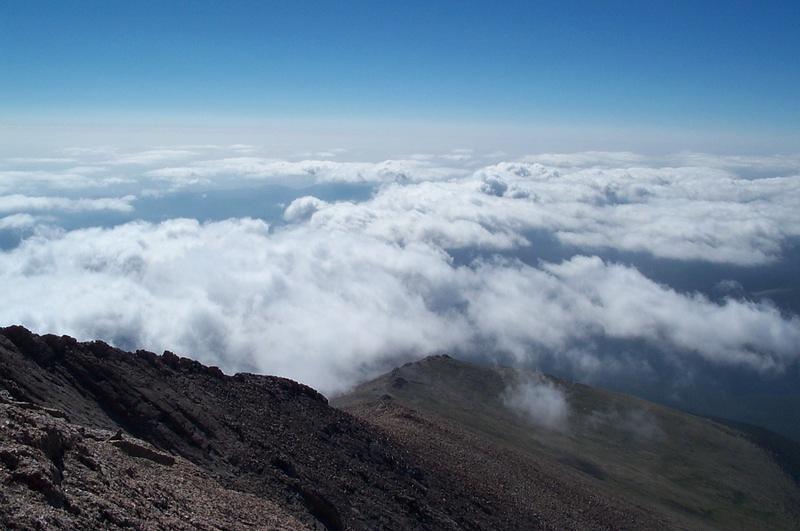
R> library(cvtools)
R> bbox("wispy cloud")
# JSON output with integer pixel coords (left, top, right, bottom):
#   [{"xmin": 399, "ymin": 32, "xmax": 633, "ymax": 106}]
[
  {"xmin": 0, "ymin": 213, "xmax": 39, "ymax": 230},
  {"xmin": 503, "ymin": 375, "xmax": 570, "ymax": 431},
  {"xmin": 145, "ymin": 157, "xmax": 466, "ymax": 185},
  {"xmin": 0, "ymin": 194, "xmax": 135, "ymax": 214}
]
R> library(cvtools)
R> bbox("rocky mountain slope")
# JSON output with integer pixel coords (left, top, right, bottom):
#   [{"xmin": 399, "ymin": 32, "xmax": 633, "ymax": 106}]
[
  {"xmin": 0, "ymin": 326, "xmax": 472, "ymax": 530},
  {"xmin": 1, "ymin": 326, "xmax": 798, "ymax": 529},
  {"xmin": 0, "ymin": 393, "xmax": 305, "ymax": 530},
  {"xmin": 334, "ymin": 355, "xmax": 800, "ymax": 530}
]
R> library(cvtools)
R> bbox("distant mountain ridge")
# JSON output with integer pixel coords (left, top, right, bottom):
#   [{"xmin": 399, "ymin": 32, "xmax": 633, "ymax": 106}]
[
  {"xmin": 1, "ymin": 326, "xmax": 798, "ymax": 529},
  {"xmin": 334, "ymin": 354, "xmax": 800, "ymax": 530}
]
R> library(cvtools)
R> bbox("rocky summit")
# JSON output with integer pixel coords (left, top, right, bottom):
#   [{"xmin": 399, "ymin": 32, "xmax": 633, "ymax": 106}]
[{"xmin": 1, "ymin": 326, "xmax": 799, "ymax": 530}]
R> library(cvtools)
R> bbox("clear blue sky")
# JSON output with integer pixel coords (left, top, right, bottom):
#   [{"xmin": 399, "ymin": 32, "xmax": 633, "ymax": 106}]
[{"xmin": 1, "ymin": 1, "xmax": 798, "ymax": 137}]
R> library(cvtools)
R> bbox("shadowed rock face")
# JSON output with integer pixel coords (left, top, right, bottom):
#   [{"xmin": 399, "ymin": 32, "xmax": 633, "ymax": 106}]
[{"xmin": 1, "ymin": 326, "xmax": 464, "ymax": 530}]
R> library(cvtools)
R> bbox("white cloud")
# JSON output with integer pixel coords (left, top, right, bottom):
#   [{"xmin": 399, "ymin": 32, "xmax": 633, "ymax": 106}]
[
  {"xmin": 441, "ymin": 148, "xmax": 475, "ymax": 162},
  {"xmin": 3, "ymin": 157, "xmax": 77, "ymax": 164},
  {"xmin": 287, "ymin": 162, "xmax": 800, "ymax": 264},
  {"xmin": 0, "ymin": 194, "xmax": 135, "ymax": 214},
  {"xmin": 104, "ymin": 149, "xmax": 198, "ymax": 166},
  {"xmin": 1, "ymin": 216, "xmax": 798, "ymax": 394},
  {"xmin": 475, "ymin": 162, "xmax": 800, "ymax": 264},
  {"xmin": 522, "ymin": 151, "xmax": 647, "ymax": 168},
  {"xmin": 0, "ymin": 219, "xmax": 471, "ymax": 391},
  {"xmin": 146, "ymin": 157, "xmax": 466, "ymax": 185},
  {"xmin": 523, "ymin": 151, "xmax": 800, "ymax": 175},
  {"xmin": 2, "ymin": 148, "xmax": 798, "ymax": 266},
  {"xmin": 58, "ymin": 146, "xmax": 119, "ymax": 158},
  {"xmin": 462, "ymin": 255, "xmax": 800, "ymax": 371},
  {"xmin": 283, "ymin": 196, "xmax": 329, "ymax": 222},
  {"xmin": 0, "ymin": 213, "xmax": 38, "ymax": 230},
  {"xmin": 503, "ymin": 375, "xmax": 570, "ymax": 431},
  {"xmin": 227, "ymin": 144, "xmax": 258, "ymax": 154},
  {"xmin": 0, "ymin": 168, "xmax": 108, "ymax": 193},
  {"xmin": 1, "ymin": 148, "xmax": 799, "ymax": 396}
]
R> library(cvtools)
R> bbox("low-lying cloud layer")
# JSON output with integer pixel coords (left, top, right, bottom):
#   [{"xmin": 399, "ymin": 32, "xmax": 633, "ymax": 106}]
[
  {"xmin": 2, "ymin": 217, "xmax": 798, "ymax": 393},
  {"xmin": 326, "ymin": 158, "xmax": 800, "ymax": 264},
  {"xmin": 1, "ymin": 147, "xmax": 799, "ymax": 401},
  {"xmin": 3, "ymin": 147, "xmax": 798, "ymax": 264}
]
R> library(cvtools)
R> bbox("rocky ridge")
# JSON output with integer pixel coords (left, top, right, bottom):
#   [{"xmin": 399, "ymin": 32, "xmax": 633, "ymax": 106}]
[{"xmin": 4, "ymin": 326, "xmax": 789, "ymax": 529}]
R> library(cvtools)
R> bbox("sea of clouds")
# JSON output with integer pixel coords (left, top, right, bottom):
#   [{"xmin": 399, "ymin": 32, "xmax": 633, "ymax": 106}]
[{"xmin": 1, "ymin": 146, "xmax": 799, "ymax": 425}]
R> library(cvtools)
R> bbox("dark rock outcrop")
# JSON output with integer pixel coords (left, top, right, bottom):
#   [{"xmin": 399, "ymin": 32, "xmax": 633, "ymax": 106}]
[{"xmin": 1, "ymin": 326, "xmax": 466, "ymax": 529}]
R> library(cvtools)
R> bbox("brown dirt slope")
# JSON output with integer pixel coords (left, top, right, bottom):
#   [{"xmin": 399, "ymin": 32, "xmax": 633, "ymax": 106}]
[{"xmin": 333, "ymin": 355, "xmax": 800, "ymax": 531}]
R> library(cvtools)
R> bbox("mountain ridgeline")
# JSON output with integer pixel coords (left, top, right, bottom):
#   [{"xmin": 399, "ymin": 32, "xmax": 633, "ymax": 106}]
[{"xmin": 1, "ymin": 326, "xmax": 798, "ymax": 530}]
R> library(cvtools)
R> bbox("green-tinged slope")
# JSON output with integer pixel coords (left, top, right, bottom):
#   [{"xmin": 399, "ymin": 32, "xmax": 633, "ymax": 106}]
[{"xmin": 334, "ymin": 355, "xmax": 800, "ymax": 530}]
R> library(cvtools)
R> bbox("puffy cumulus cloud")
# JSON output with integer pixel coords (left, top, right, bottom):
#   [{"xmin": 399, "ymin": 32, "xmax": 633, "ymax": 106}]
[
  {"xmin": 1, "ymin": 216, "xmax": 799, "ymax": 394},
  {"xmin": 0, "ymin": 194, "xmax": 135, "ymax": 214},
  {"xmin": 479, "ymin": 176, "xmax": 508, "ymax": 197},
  {"xmin": 0, "ymin": 219, "xmax": 471, "ymax": 392},
  {"xmin": 283, "ymin": 196, "xmax": 329, "ymax": 222},
  {"xmin": 2, "ymin": 148, "xmax": 800, "ymax": 396},
  {"xmin": 503, "ymin": 375, "xmax": 570, "ymax": 431},
  {"xmin": 306, "ymin": 182, "xmax": 529, "ymax": 251},
  {"xmin": 461, "ymin": 256, "xmax": 800, "ymax": 371},
  {"xmin": 540, "ymin": 257, "xmax": 799, "ymax": 369},
  {"xmin": 294, "ymin": 161, "xmax": 800, "ymax": 264},
  {"xmin": 474, "ymin": 161, "xmax": 800, "ymax": 264}
]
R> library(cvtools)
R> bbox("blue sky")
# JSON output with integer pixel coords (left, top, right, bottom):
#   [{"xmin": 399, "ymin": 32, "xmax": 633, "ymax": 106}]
[{"xmin": 1, "ymin": 0, "xmax": 798, "ymax": 140}]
